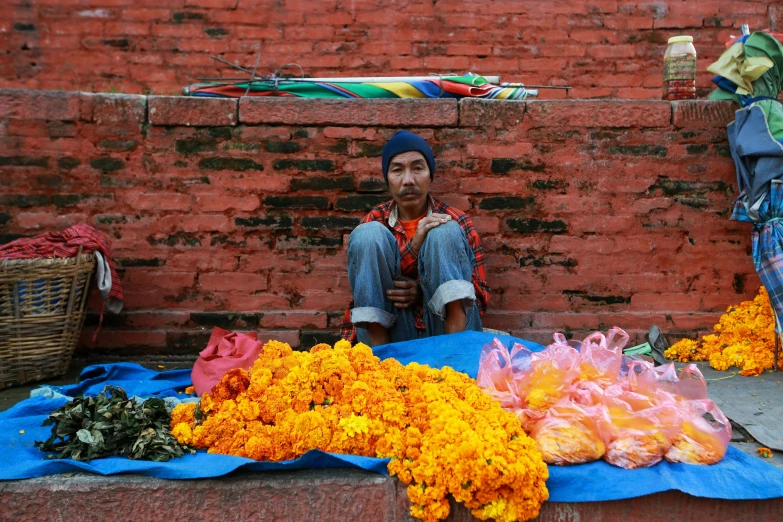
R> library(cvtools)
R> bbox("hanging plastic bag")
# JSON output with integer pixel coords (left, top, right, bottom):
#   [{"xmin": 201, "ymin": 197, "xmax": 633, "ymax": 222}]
[
  {"xmin": 665, "ymin": 399, "xmax": 732, "ymax": 464},
  {"xmin": 578, "ymin": 327, "xmax": 627, "ymax": 382},
  {"xmin": 191, "ymin": 327, "xmax": 265, "ymax": 396},
  {"xmin": 531, "ymin": 401, "xmax": 611, "ymax": 465}
]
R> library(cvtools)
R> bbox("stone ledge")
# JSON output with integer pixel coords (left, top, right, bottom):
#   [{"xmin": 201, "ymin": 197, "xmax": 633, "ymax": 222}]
[
  {"xmin": 1, "ymin": 470, "xmax": 781, "ymax": 522},
  {"xmin": 526, "ymin": 100, "xmax": 672, "ymax": 128},
  {"xmin": 148, "ymin": 96, "xmax": 238, "ymax": 127},
  {"xmin": 672, "ymin": 100, "xmax": 737, "ymax": 128},
  {"xmin": 0, "ymin": 88, "xmax": 743, "ymax": 131},
  {"xmin": 0, "ymin": 89, "xmax": 80, "ymax": 122},
  {"xmin": 239, "ymin": 98, "xmax": 459, "ymax": 127},
  {"xmin": 79, "ymin": 93, "xmax": 147, "ymax": 126}
]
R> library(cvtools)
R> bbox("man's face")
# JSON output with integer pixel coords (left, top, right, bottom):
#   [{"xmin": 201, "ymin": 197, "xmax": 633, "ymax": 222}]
[{"xmin": 387, "ymin": 151, "xmax": 431, "ymax": 211}]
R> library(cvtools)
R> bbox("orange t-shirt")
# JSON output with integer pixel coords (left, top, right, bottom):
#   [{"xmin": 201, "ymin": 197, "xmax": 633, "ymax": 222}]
[{"xmin": 400, "ymin": 215, "xmax": 425, "ymax": 241}]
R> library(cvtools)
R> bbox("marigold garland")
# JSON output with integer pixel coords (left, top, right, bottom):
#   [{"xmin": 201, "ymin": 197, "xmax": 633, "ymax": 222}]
[
  {"xmin": 170, "ymin": 339, "xmax": 549, "ymax": 522},
  {"xmin": 665, "ymin": 286, "xmax": 783, "ymax": 376}
]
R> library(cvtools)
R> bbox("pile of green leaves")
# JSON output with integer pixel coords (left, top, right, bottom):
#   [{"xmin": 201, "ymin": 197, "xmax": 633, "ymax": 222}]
[{"xmin": 35, "ymin": 385, "xmax": 195, "ymax": 462}]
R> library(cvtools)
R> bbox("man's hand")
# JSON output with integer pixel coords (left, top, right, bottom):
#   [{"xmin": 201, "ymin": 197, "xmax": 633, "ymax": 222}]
[
  {"xmin": 386, "ymin": 276, "xmax": 422, "ymax": 309},
  {"xmin": 410, "ymin": 213, "xmax": 451, "ymax": 252}
]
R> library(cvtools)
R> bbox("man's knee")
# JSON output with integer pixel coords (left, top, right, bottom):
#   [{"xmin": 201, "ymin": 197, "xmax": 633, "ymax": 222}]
[
  {"xmin": 423, "ymin": 220, "xmax": 464, "ymax": 249},
  {"xmin": 348, "ymin": 222, "xmax": 392, "ymax": 253}
]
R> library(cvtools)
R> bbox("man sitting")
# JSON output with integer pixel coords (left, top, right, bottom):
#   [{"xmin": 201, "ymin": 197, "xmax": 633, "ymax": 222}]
[{"xmin": 340, "ymin": 130, "xmax": 491, "ymax": 347}]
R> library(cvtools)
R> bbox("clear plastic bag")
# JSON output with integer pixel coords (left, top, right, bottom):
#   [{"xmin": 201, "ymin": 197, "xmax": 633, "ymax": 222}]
[
  {"xmin": 531, "ymin": 401, "xmax": 611, "ymax": 465},
  {"xmin": 665, "ymin": 399, "xmax": 731, "ymax": 464}
]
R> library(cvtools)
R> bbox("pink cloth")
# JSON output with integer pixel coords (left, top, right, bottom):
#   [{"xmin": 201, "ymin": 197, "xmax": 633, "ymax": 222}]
[{"xmin": 191, "ymin": 327, "xmax": 264, "ymax": 396}]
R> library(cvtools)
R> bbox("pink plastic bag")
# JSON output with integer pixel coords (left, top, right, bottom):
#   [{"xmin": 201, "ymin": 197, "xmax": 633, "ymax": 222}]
[
  {"xmin": 578, "ymin": 327, "xmax": 627, "ymax": 382},
  {"xmin": 516, "ymin": 336, "xmax": 580, "ymax": 412},
  {"xmin": 675, "ymin": 364, "xmax": 708, "ymax": 401},
  {"xmin": 624, "ymin": 361, "xmax": 707, "ymax": 402},
  {"xmin": 665, "ymin": 399, "xmax": 731, "ymax": 464},
  {"xmin": 477, "ymin": 338, "xmax": 532, "ymax": 409},
  {"xmin": 601, "ymin": 387, "xmax": 683, "ymax": 469},
  {"xmin": 191, "ymin": 327, "xmax": 265, "ymax": 396},
  {"xmin": 531, "ymin": 401, "xmax": 612, "ymax": 465}
]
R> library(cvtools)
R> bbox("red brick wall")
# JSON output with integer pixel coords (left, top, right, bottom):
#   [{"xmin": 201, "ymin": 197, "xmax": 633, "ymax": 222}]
[
  {"xmin": 2, "ymin": 2, "xmax": 780, "ymax": 99},
  {"xmin": 0, "ymin": 89, "xmax": 756, "ymax": 353}
]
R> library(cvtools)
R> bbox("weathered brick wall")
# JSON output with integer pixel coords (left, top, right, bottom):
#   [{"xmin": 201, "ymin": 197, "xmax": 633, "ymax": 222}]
[
  {"xmin": 2, "ymin": 1, "xmax": 780, "ymax": 99},
  {"xmin": 0, "ymin": 89, "xmax": 756, "ymax": 353}
]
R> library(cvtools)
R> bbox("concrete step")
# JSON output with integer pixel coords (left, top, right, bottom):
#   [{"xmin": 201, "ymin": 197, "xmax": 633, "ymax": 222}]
[{"xmin": 1, "ymin": 469, "xmax": 781, "ymax": 522}]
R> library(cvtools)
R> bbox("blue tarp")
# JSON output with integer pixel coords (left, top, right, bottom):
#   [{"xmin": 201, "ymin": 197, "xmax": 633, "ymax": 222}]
[{"xmin": 2, "ymin": 330, "xmax": 783, "ymax": 502}]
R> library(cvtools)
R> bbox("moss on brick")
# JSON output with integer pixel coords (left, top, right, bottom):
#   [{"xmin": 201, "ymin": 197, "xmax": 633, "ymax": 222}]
[
  {"xmin": 564, "ymin": 291, "xmax": 630, "ymax": 305},
  {"xmin": 176, "ymin": 139, "xmax": 217, "ymax": 154},
  {"xmin": 53, "ymin": 193, "xmax": 113, "ymax": 207},
  {"xmin": 686, "ymin": 144, "xmax": 709, "ymax": 155},
  {"xmin": 36, "ymin": 174, "xmax": 63, "ymax": 187},
  {"xmin": 264, "ymin": 141, "xmax": 301, "ymax": 153},
  {"xmin": 519, "ymin": 254, "xmax": 577, "ymax": 267},
  {"xmin": 191, "ymin": 312, "xmax": 259, "ymax": 328},
  {"xmin": 147, "ymin": 233, "xmax": 202, "ymax": 247},
  {"xmin": 0, "ymin": 156, "xmax": 49, "ymax": 167},
  {"xmin": 335, "ymin": 195, "xmax": 388, "ymax": 211},
  {"xmin": 300, "ymin": 216, "xmax": 360, "ymax": 230},
  {"xmin": 290, "ymin": 176, "xmax": 355, "ymax": 191},
  {"xmin": 263, "ymin": 196, "xmax": 330, "ymax": 209},
  {"xmin": 479, "ymin": 196, "xmax": 535, "ymax": 210},
  {"xmin": 606, "ymin": 145, "xmax": 667, "ymax": 157},
  {"xmin": 57, "ymin": 157, "xmax": 81, "ymax": 170},
  {"xmin": 207, "ymin": 127, "xmax": 233, "ymax": 139},
  {"xmin": 0, "ymin": 195, "xmax": 52, "ymax": 207},
  {"xmin": 199, "ymin": 157, "xmax": 263, "ymax": 171},
  {"xmin": 357, "ymin": 178, "xmax": 388, "ymax": 193},
  {"xmin": 273, "ymin": 159, "xmax": 334, "ymax": 172},
  {"xmin": 490, "ymin": 158, "xmax": 545, "ymax": 174},
  {"xmin": 506, "ymin": 218, "xmax": 567, "ymax": 234},
  {"xmin": 90, "ymin": 156, "xmax": 125, "ymax": 173},
  {"xmin": 117, "ymin": 257, "xmax": 165, "ymax": 267},
  {"xmin": 355, "ymin": 142, "xmax": 384, "ymax": 157},
  {"xmin": 531, "ymin": 179, "xmax": 567, "ymax": 191},
  {"xmin": 204, "ymin": 27, "xmax": 228, "ymax": 38},
  {"xmin": 235, "ymin": 216, "xmax": 294, "ymax": 229},
  {"xmin": 172, "ymin": 12, "xmax": 205, "ymax": 23},
  {"xmin": 95, "ymin": 214, "xmax": 128, "ymax": 225},
  {"xmin": 98, "ymin": 139, "xmax": 138, "ymax": 151}
]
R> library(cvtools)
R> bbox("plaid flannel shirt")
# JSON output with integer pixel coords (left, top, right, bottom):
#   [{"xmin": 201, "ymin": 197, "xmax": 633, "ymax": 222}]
[{"xmin": 340, "ymin": 195, "xmax": 491, "ymax": 341}]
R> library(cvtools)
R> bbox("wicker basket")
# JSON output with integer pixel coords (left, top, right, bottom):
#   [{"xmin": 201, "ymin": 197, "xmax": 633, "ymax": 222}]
[{"xmin": 0, "ymin": 250, "xmax": 95, "ymax": 389}]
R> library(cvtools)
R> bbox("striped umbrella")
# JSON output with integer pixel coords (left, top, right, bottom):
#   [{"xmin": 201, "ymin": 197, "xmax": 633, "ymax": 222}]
[{"xmin": 185, "ymin": 73, "xmax": 532, "ymax": 100}]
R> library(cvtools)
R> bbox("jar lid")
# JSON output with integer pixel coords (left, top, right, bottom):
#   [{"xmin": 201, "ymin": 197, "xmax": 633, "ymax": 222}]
[{"xmin": 668, "ymin": 35, "xmax": 693, "ymax": 44}]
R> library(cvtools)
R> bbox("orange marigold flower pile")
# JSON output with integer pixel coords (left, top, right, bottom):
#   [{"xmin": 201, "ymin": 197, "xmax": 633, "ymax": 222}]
[
  {"xmin": 170, "ymin": 339, "xmax": 549, "ymax": 522},
  {"xmin": 664, "ymin": 286, "xmax": 783, "ymax": 376}
]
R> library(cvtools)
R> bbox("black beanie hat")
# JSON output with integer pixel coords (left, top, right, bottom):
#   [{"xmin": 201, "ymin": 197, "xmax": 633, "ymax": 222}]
[{"xmin": 381, "ymin": 130, "xmax": 436, "ymax": 184}]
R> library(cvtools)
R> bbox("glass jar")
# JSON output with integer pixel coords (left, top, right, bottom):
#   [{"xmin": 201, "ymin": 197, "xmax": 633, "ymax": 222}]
[{"xmin": 663, "ymin": 35, "xmax": 697, "ymax": 100}]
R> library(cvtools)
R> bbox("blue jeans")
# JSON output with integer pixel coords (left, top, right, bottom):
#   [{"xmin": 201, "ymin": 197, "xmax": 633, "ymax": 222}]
[{"xmin": 347, "ymin": 221, "xmax": 482, "ymax": 345}]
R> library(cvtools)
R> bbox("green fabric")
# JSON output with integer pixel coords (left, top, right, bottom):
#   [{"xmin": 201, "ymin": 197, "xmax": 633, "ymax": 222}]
[
  {"xmin": 709, "ymin": 87, "xmax": 741, "ymax": 104},
  {"xmin": 755, "ymin": 99, "xmax": 783, "ymax": 141},
  {"xmin": 623, "ymin": 342, "xmax": 652, "ymax": 356},
  {"xmin": 744, "ymin": 33, "xmax": 783, "ymax": 98}
]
